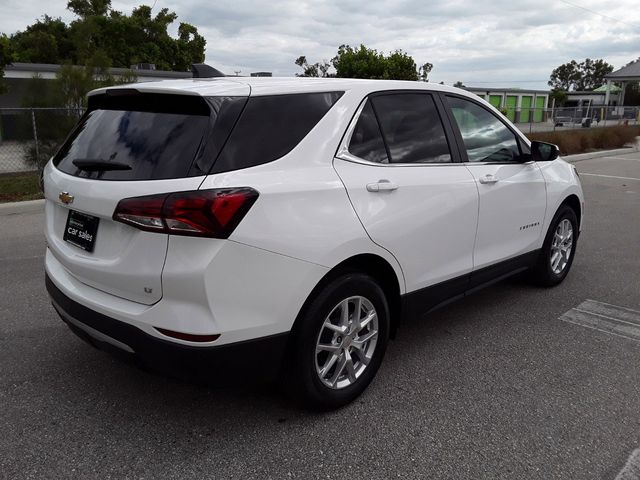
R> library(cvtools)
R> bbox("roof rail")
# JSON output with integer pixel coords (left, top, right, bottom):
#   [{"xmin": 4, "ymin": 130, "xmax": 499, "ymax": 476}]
[{"xmin": 191, "ymin": 63, "xmax": 226, "ymax": 78}]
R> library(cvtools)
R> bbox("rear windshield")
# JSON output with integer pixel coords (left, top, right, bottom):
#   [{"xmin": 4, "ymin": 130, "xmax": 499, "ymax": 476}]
[{"xmin": 53, "ymin": 93, "xmax": 243, "ymax": 181}]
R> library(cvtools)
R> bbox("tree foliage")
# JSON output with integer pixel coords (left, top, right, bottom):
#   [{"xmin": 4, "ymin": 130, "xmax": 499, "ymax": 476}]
[
  {"xmin": 7, "ymin": 0, "xmax": 205, "ymax": 71},
  {"xmin": 295, "ymin": 45, "xmax": 432, "ymax": 81},
  {"xmin": 548, "ymin": 58, "xmax": 614, "ymax": 91},
  {"xmin": 294, "ymin": 56, "xmax": 332, "ymax": 77},
  {"xmin": 0, "ymin": 34, "xmax": 13, "ymax": 94}
]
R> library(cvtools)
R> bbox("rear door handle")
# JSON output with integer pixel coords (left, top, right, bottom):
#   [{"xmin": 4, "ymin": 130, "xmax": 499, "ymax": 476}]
[
  {"xmin": 479, "ymin": 174, "xmax": 499, "ymax": 184},
  {"xmin": 366, "ymin": 180, "xmax": 399, "ymax": 192}
]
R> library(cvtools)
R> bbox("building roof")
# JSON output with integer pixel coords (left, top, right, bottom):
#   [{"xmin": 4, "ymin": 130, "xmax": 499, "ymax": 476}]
[
  {"xmin": 5, "ymin": 62, "xmax": 192, "ymax": 79},
  {"xmin": 465, "ymin": 86, "xmax": 550, "ymax": 94},
  {"xmin": 593, "ymin": 84, "xmax": 622, "ymax": 93},
  {"xmin": 605, "ymin": 60, "xmax": 640, "ymax": 80}
]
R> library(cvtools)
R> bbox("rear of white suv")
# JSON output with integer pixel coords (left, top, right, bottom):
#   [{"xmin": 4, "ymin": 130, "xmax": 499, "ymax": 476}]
[{"xmin": 44, "ymin": 76, "xmax": 583, "ymax": 409}]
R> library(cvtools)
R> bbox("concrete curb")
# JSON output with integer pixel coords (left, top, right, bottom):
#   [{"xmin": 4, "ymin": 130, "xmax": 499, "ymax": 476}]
[
  {"xmin": 563, "ymin": 147, "xmax": 639, "ymax": 164},
  {"xmin": 0, "ymin": 199, "xmax": 45, "ymax": 216}
]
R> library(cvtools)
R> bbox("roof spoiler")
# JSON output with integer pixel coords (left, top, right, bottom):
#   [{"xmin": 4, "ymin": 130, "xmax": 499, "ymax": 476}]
[{"xmin": 191, "ymin": 63, "xmax": 226, "ymax": 78}]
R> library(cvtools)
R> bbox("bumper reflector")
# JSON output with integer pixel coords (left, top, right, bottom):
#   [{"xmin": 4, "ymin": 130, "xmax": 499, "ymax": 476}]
[{"xmin": 155, "ymin": 327, "xmax": 220, "ymax": 343}]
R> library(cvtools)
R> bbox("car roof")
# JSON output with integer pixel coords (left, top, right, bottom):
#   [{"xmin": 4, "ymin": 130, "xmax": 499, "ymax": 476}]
[{"xmin": 88, "ymin": 76, "xmax": 470, "ymax": 98}]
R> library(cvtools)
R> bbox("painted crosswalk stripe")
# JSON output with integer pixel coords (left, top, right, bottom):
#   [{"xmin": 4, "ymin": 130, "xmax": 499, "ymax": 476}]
[{"xmin": 560, "ymin": 299, "xmax": 640, "ymax": 343}]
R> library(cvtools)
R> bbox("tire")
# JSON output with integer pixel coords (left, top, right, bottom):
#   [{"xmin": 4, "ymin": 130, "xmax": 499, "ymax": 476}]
[
  {"xmin": 529, "ymin": 205, "xmax": 579, "ymax": 287},
  {"xmin": 286, "ymin": 273, "xmax": 390, "ymax": 410}
]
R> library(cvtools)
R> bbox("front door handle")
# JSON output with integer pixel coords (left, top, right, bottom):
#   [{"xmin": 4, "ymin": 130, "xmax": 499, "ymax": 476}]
[
  {"xmin": 479, "ymin": 174, "xmax": 499, "ymax": 184},
  {"xmin": 366, "ymin": 180, "xmax": 399, "ymax": 192}
]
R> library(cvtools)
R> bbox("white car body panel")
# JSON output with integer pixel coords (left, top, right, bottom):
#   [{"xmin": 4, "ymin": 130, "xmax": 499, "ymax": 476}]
[
  {"xmin": 333, "ymin": 160, "xmax": 478, "ymax": 292},
  {"xmin": 464, "ymin": 162, "xmax": 548, "ymax": 269},
  {"xmin": 43, "ymin": 162, "xmax": 204, "ymax": 305}
]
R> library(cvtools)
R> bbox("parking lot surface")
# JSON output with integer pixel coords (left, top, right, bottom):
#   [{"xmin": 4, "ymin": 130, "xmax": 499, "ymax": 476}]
[{"xmin": 1, "ymin": 152, "xmax": 639, "ymax": 479}]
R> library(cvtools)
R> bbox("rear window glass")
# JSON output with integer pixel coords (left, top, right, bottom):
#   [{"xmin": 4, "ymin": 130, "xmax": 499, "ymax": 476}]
[
  {"xmin": 371, "ymin": 93, "xmax": 452, "ymax": 164},
  {"xmin": 348, "ymin": 100, "xmax": 389, "ymax": 163},
  {"xmin": 211, "ymin": 92, "xmax": 343, "ymax": 174},
  {"xmin": 53, "ymin": 93, "xmax": 244, "ymax": 181}
]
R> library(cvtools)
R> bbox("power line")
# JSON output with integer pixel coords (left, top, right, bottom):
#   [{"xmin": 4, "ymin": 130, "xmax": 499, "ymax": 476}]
[{"xmin": 557, "ymin": 0, "xmax": 640, "ymax": 29}]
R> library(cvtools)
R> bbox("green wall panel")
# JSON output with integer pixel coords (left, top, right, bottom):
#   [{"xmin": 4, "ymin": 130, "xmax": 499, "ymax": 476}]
[
  {"xmin": 520, "ymin": 96, "xmax": 532, "ymax": 123},
  {"xmin": 506, "ymin": 96, "xmax": 517, "ymax": 122},
  {"xmin": 534, "ymin": 96, "xmax": 545, "ymax": 122},
  {"xmin": 489, "ymin": 95, "xmax": 502, "ymax": 108}
]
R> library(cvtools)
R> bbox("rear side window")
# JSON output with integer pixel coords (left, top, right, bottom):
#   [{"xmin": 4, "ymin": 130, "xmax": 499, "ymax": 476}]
[
  {"xmin": 371, "ymin": 93, "xmax": 452, "ymax": 164},
  {"xmin": 54, "ymin": 93, "xmax": 244, "ymax": 181},
  {"xmin": 348, "ymin": 100, "xmax": 389, "ymax": 163},
  {"xmin": 211, "ymin": 92, "xmax": 343, "ymax": 173}
]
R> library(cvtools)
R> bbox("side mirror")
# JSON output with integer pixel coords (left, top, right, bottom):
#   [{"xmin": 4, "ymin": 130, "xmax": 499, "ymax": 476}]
[{"xmin": 531, "ymin": 141, "xmax": 559, "ymax": 162}]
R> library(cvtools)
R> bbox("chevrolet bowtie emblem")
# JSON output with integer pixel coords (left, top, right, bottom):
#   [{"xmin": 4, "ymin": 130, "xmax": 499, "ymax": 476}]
[{"xmin": 59, "ymin": 191, "xmax": 74, "ymax": 205}]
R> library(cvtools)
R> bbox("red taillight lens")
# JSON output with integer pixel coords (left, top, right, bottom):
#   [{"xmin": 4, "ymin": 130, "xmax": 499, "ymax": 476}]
[{"xmin": 113, "ymin": 188, "xmax": 259, "ymax": 238}]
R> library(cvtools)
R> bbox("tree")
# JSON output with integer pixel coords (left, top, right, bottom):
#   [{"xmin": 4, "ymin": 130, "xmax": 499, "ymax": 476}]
[
  {"xmin": 549, "ymin": 88, "xmax": 568, "ymax": 106},
  {"xmin": 323, "ymin": 44, "xmax": 430, "ymax": 81},
  {"xmin": 453, "ymin": 81, "xmax": 465, "ymax": 88},
  {"xmin": 419, "ymin": 63, "xmax": 433, "ymax": 82},
  {"xmin": 548, "ymin": 58, "xmax": 614, "ymax": 91},
  {"xmin": 294, "ymin": 56, "xmax": 332, "ymax": 77},
  {"xmin": 8, "ymin": 1, "xmax": 206, "ymax": 72},
  {"xmin": 0, "ymin": 34, "xmax": 13, "ymax": 94}
]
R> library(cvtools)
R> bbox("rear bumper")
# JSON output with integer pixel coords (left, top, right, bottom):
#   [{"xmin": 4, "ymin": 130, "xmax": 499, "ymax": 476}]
[{"xmin": 46, "ymin": 274, "xmax": 289, "ymax": 383}]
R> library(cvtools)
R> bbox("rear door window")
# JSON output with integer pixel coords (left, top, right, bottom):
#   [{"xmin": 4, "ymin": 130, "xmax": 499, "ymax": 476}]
[
  {"xmin": 348, "ymin": 100, "xmax": 389, "ymax": 163},
  {"xmin": 371, "ymin": 93, "xmax": 452, "ymax": 164}
]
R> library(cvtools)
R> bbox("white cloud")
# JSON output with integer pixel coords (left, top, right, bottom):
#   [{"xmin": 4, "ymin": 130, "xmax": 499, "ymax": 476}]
[{"xmin": 1, "ymin": 0, "xmax": 639, "ymax": 88}]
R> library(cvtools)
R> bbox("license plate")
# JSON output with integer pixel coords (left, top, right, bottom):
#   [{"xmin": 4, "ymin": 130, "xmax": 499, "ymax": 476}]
[{"xmin": 63, "ymin": 210, "xmax": 100, "ymax": 252}]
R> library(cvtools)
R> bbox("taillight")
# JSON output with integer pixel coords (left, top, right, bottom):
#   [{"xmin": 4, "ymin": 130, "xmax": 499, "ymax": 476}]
[{"xmin": 113, "ymin": 188, "xmax": 259, "ymax": 238}]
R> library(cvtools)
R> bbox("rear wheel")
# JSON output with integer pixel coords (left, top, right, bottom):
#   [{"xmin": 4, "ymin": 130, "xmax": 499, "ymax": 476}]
[
  {"xmin": 530, "ymin": 205, "xmax": 578, "ymax": 286},
  {"xmin": 288, "ymin": 273, "xmax": 389, "ymax": 410}
]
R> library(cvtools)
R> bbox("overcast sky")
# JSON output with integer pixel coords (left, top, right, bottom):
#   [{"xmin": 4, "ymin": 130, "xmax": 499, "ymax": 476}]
[{"xmin": 1, "ymin": 0, "xmax": 639, "ymax": 89}]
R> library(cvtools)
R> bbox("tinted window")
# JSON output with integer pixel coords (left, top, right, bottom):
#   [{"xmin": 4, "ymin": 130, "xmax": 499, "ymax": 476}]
[
  {"xmin": 211, "ymin": 92, "xmax": 343, "ymax": 173},
  {"xmin": 447, "ymin": 96, "xmax": 521, "ymax": 163},
  {"xmin": 54, "ymin": 93, "xmax": 241, "ymax": 181},
  {"xmin": 348, "ymin": 100, "xmax": 389, "ymax": 163},
  {"xmin": 371, "ymin": 93, "xmax": 451, "ymax": 164}
]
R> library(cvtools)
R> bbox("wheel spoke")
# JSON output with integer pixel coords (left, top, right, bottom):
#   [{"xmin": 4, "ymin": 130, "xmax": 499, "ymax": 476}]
[
  {"xmin": 339, "ymin": 299, "xmax": 349, "ymax": 327},
  {"xmin": 356, "ymin": 311, "xmax": 376, "ymax": 333},
  {"xmin": 319, "ymin": 352, "xmax": 340, "ymax": 378},
  {"xmin": 551, "ymin": 251, "xmax": 561, "ymax": 270},
  {"xmin": 344, "ymin": 350, "xmax": 356, "ymax": 383},
  {"xmin": 316, "ymin": 343, "xmax": 341, "ymax": 354},
  {"xmin": 353, "ymin": 347, "xmax": 370, "ymax": 366},
  {"xmin": 354, "ymin": 330, "xmax": 378, "ymax": 346},
  {"xmin": 329, "ymin": 353, "xmax": 347, "ymax": 387},
  {"xmin": 323, "ymin": 321, "xmax": 347, "ymax": 335}
]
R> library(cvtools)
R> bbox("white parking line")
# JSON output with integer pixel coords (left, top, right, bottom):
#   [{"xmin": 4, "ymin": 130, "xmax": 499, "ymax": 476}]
[
  {"xmin": 615, "ymin": 449, "xmax": 640, "ymax": 480},
  {"xmin": 579, "ymin": 173, "xmax": 640, "ymax": 181},
  {"xmin": 560, "ymin": 300, "xmax": 640, "ymax": 343}
]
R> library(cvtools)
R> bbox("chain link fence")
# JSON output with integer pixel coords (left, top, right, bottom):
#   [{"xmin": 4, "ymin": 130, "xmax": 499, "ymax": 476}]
[
  {"xmin": 0, "ymin": 108, "xmax": 81, "ymax": 174},
  {"xmin": 512, "ymin": 106, "xmax": 640, "ymax": 134}
]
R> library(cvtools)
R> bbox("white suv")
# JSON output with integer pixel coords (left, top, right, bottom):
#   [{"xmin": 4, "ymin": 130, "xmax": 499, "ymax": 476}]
[{"xmin": 44, "ymin": 74, "xmax": 583, "ymax": 409}]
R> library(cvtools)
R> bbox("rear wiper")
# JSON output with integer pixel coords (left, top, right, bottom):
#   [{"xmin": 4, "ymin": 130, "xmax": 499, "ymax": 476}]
[{"xmin": 72, "ymin": 159, "xmax": 132, "ymax": 171}]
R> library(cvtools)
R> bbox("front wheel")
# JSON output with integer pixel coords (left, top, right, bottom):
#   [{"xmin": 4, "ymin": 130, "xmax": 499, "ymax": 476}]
[
  {"xmin": 287, "ymin": 273, "xmax": 390, "ymax": 410},
  {"xmin": 530, "ymin": 205, "xmax": 579, "ymax": 287}
]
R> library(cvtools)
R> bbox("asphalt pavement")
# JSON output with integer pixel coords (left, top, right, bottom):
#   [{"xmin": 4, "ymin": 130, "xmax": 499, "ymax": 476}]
[{"xmin": 1, "ymin": 151, "xmax": 640, "ymax": 479}]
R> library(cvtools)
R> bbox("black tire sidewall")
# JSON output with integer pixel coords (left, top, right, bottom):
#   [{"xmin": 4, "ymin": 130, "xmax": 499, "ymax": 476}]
[{"xmin": 291, "ymin": 273, "xmax": 390, "ymax": 409}]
